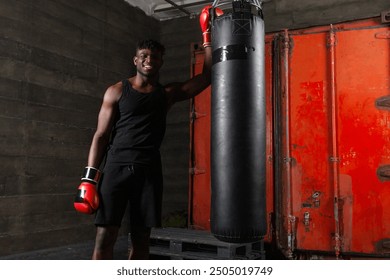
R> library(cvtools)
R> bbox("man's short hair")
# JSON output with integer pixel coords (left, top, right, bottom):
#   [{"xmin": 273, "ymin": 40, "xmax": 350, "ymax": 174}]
[{"xmin": 136, "ymin": 39, "xmax": 165, "ymax": 55}]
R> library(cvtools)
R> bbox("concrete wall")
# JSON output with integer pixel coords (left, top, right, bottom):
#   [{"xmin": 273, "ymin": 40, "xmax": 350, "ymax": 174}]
[
  {"xmin": 159, "ymin": 16, "xmax": 203, "ymax": 221},
  {"xmin": 0, "ymin": 0, "xmax": 388, "ymax": 256},
  {"xmin": 0, "ymin": 0, "xmax": 159, "ymax": 256}
]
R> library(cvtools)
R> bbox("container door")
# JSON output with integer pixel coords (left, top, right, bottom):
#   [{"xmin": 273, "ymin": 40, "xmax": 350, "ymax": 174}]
[
  {"xmin": 336, "ymin": 20, "xmax": 390, "ymax": 256},
  {"xmin": 275, "ymin": 29, "xmax": 335, "ymax": 257},
  {"xmin": 276, "ymin": 18, "xmax": 390, "ymax": 258}
]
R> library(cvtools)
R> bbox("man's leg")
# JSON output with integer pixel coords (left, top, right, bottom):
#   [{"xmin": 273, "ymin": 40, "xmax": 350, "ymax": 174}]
[
  {"xmin": 129, "ymin": 226, "xmax": 151, "ymax": 260},
  {"xmin": 92, "ymin": 225, "xmax": 119, "ymax": 260}
]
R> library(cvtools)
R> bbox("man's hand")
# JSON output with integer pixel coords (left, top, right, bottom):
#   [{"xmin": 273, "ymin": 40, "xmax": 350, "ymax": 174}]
[{"xmin": 199, "ymin": 5, "xmax": 224, "ymax": 48}]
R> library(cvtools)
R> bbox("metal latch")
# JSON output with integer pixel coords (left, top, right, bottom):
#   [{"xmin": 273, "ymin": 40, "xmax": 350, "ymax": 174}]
[{"xmin": 304, "ymin": 212, "xmax": 310, "ymax": 232}]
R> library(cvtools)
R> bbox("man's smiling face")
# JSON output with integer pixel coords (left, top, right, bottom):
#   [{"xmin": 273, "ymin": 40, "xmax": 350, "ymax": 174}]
[{"xmin": 134, "ymin": 48, "xmax": 163, "ymax": 78}]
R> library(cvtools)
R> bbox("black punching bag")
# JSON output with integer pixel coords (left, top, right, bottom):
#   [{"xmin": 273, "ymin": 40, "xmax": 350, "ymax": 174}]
[{"xmin": 210, "ymin": 1, "xmax": 266, "ymax": 243}]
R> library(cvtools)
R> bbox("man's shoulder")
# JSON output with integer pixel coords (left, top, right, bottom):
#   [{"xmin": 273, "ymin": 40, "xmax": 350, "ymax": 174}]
[
  {"xmin": 103, "ymin": 80, "xmax": 125, "ymax": 102},
  {"xmin": 112, "ymin": 79, "xmax": 126, "ymax": 89},
  {"xmin": 109, "ymin": 78, "xmax": 133, "ymax": 93}
]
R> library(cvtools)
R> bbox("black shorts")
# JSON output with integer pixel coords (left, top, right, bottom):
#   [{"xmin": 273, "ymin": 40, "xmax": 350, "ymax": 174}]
[{"xmin": 94, "ymin": 162, "xmax": 163, "ymax": 228}]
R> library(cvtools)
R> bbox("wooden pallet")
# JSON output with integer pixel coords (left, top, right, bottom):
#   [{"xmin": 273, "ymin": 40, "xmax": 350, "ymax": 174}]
[{"xmin": 129, "ymin": 227, "xmax": 265, "ymax": 260}]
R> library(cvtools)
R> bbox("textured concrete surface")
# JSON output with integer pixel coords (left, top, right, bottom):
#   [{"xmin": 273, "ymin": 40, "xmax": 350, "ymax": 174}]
[{"xmin": 0, "ymin": 236, "xmax": 129, "ymax": 260}]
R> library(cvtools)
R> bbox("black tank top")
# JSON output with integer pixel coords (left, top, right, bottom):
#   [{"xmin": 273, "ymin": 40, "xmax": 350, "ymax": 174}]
[{"xmin": 106, "ymin": 79, "xmax": 167, "ymax": 166}]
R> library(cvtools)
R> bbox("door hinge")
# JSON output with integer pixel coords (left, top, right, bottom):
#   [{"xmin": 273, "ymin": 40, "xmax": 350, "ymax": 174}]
[
  {"xmin": 375, "ymin": 95, "xmax": 390, "ymax": 110},
  {"xmin": 189, "ymin": 167, "xmax": 206, "ymax": 175},
  {"xmin": 381, "ymin": 10, "xmax": 390, "ymax": 23},
  {"xmin": 377, "ymin": 165, "xmax": 390, "ymax": 181},
  {"xmin": 190, "ymin": 111, "xmax": 207, "ymax": 122}
]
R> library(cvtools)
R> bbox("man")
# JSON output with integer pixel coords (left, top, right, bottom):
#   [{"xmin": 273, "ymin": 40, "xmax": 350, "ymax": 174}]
[{"xmin": 73, "ymin": 6, "xmax": 222, "ymax": 259}]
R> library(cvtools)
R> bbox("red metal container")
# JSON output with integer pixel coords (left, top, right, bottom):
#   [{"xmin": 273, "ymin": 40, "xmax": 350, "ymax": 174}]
[{"xmin": 189, "ymin": 17, "xmax": 390, "ymax": 259}]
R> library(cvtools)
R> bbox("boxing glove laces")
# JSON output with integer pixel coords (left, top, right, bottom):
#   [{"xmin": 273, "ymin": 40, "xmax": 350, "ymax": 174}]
[{"xmin": 74, "ymin": 166, "xmax": 101, "ymax": 214}]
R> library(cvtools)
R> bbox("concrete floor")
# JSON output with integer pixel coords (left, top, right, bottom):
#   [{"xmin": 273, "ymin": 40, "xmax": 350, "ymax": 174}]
[
  {"xmin": 0, "ymin": 236, "xmax": 129, "ymax": 260},
  {"xmin": 0, "ymin": 229, "xmax": 283, "ymax": 260}
]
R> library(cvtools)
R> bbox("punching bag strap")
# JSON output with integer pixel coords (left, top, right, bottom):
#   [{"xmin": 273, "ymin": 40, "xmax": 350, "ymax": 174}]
[
  {"xmin": 232, "ymin": 0, "xmax": 251, "ymax": 14},
  {"xmin": 232, "ymin": 0, "xmax": 264, "ymax": 19},
  {"xmin": 211, "ymin": 0, "xmax": 220, "ymax": 7},
  {"xmin": 212, "ymin": 44, "xmax": 255, "ymax": 65}
]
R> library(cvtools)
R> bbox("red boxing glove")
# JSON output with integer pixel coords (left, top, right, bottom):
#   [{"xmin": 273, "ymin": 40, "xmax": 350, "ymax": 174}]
[
  {"xmin": 74, "ymin": 182, "xmax": 99, "ymax": 214},
  {"xmin": 199, "ymin": 5, "xmax": 224, "ymax": 48},
  {"xmin": 74, "ymin": 167, "xmax": 101, "ymax": 214}
]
